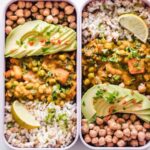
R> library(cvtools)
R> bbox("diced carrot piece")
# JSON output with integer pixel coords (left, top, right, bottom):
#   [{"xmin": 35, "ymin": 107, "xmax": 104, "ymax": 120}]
[
  {"xmin": 128, "ymin": 59, "xmax": 145, "ymax": 74},
  {"xmin": 51, "ymin": 68, "xmax": 69, "ymax": 85}
]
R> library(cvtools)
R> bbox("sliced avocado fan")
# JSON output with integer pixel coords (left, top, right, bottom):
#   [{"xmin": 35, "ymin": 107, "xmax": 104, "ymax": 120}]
[
  {"xmin": 5, "ymin": 20, "xmax": 77, "ymax": 58},
  {"xmin": 82, "ymin": 84, "xmax": 150, "ymax": 122}
]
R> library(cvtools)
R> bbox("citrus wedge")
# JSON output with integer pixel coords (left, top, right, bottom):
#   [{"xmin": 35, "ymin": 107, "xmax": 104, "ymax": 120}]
[
  {"xmin": 11, "ymin": 101, "xmax": 40, "ymax": 129},
  {"xmin": 118, "ymin": 14, "xmax": 149, "ymax": 43}
]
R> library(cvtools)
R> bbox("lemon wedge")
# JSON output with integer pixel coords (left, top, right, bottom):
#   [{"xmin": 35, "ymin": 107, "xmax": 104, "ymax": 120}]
[
  {"xmin": 118, "ymin": 14, "xmax": 149, "ymax": 43},
  {"xmin": 11, "ymin": 101, "xmax": 40, "ymax": 129}
]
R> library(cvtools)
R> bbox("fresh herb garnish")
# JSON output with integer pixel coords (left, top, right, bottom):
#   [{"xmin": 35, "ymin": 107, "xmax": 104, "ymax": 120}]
[
  {"xmin": 42, "ymin": 47, "xmax": 49, "ymax": 52},
  {"xmin": 94, "ymin": 88, "xmax": 104, "ymax": 99},
  {"xmin": 125, "ymin": 47, "xmax": 139, "ymax": 58},
  {"xmin": 45, "ymin": 108, "xmax": 56, "ymax": 124},
  {"xmin": 106, "ymin": 91, "xmax": 119, "ymax": 104}
]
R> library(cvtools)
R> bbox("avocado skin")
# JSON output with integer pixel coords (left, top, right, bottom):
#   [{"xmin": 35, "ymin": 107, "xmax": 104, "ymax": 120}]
[
  {"xmin": 82, "ymin": 84, "xmax": 150, "ymax": 122},
  {"xmin": 5, "ymin": 21, "xmax": 77, "ymax": 58}
]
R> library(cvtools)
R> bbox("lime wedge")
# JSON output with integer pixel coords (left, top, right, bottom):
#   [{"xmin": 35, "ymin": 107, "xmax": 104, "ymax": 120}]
[
  {"xmin": 11, "ymin": 101, "xmax": 40, "ymax": 129},
  {"xmin": 119, "ymin": 14, "xmax": 149, "ymax": 43}
]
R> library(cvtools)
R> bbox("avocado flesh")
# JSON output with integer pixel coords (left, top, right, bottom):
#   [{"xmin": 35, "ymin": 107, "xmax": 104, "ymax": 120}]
[
  {"xmin": 5, "ymin": 21, "xmax": 77, "ymax": 58},
  {"xmin": 82, "ymin": 84, "xmax": 150, "ymax": 122}
]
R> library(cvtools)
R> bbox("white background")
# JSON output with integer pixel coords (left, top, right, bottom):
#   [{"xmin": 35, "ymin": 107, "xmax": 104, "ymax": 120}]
[{"xmin": 0, "ymin": 0, "xmax": 90, "ymax": 149}]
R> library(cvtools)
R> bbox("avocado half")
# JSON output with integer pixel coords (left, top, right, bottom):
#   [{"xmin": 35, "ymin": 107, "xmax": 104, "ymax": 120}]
[
  {"xmin": 5, "ymin": 20, "xmax": 77, "ymax": 58},
  {"xmin": 82, "ymin": 84, "xmax": 150, "ymax": 122}
]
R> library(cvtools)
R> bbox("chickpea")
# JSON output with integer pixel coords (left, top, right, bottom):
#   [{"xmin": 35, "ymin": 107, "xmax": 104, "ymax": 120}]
[
  {"xmin": 112, "ymin": 136, "xmax": 118, "ymax": 144},
  {"xmin": 123, "ymin": 128, "xmax": 130, "ymax": 137},
  {"xmin": 111, "ymin": 115, "xmax": 118, "ymax": 120},
  {"xmin": 31, "ymin": 6, "xmax": 38, "ymax": 13},
  {"xmin": 54, "ymin": 2, "xmax": 59, "ymax": 8},
  {"xmin": 6, "ymin": 19, "xmax": 13, "ymax": 26},
  {"xmin": 138, "ymin": 83, "xmax": 146, "ymax": 93},
  {"xmin": 134, "ymin": 121, "xmax": 141, "ymax": 125},
  {"xmin": 82, "ymin": 124, "xmax": 89, "ymax": 134},
  {"xmin": 117, "ymin": 140, "xmax": 126, "ymax": 147},
  {"xmin": 8, "ymin": 15, "xmax": 18, "ymax": 21},
  {"xmin": 135, "ymin": 124, "xmax": 143, "ymax": 131},
  {"xmin": 107, "ymin": 142, "xmax": 114, "ymax": 147},
  {"xmin": 59, "ymin": 2, "xmax": 67, "ymax": 9},
  {"xmin": 130, "ymin": 140, "xmax": 138, "ymax": 147},
  {"xmin": 131, "ymin": 129, "xmax": 138, "ymax": 139},
  {"xmin": 130, "ymin": 114, "xmax": 137, "ymax": 122},
  {"xmin": 6, "ymin": 11, "xmax": 13, "ymax": 18},
  {"xmin": 93, "ymin": 126, "xmax": 100, "ymax": 132},
  {"xmin": 17, "ymin": 18, "xmax": 25, "ymax": 25},
  {"xmin": 69, "ymin": 22, "xmax": 77, "ymax": 29},
  {"xmin": 43, "ymin": 9, "xmax": 50, "ymax": 16},
  {"xmin": 36, "ymin": 2, "xmax": 44, "ymax": 9},
  {"xmin": 45, "ymin": 15, "xmax": 54, "ymax": 23},
  {"xmin": 18, "ymin": 1, "xmax": 25, "ymax": 9},
  {"xmin": 89, "ymin": 123, "xmax": 94, "ymax": 129},
  {"xmin": 39, "ymin": 9, "xmax": 44, "ymax": 15},
  {"xmin": 65, "ymin": 5, "xmax": 74, "ymax": 15},
  {"xmin": 89, "ymin": 130, "xmax": 97, "ymax": 138},
  {"xmin": 139, "ymin": 140, "xmax": 146, "ymax": 146},
  {"xmin": 32, "ymin": 12, "xmax": 38, "ymax": 18},
  {"xmin": 109, "ymin": 122, "xmax": 118, "ymax": 130},
  {"xmin": 129, "ymin": 124, "xmax": 135, "ymax": 130},
  {"xmin": 144, "ymin": 122, "xmax": 150, "ymax": 129},
  {"xmin": 9, "ymin": 4, "xmax": 18, "ymax": 11},
  {"xmin": 25, "ymin": 2, "xmax": 32, "ymax": 8},
  {"xmin": 116, "ymin": 118, "xmax": 125, "ymax": 124},
  {"xmin": 82, "ymin": 11, "xmax": 89, "ymax": 18},
  {"xmin": 99, "ymin": 129, "xmax": 106, "ymax": 137},
  {"xmin": 122, "ymin": 123, "xmax": 129, "ymax": 129},
  {"xmin": 53, "ymin": 17, "xmax": 59, "ymax": 24},
  {"xmin": 5, "ymin": 26, "xmax": 12, "ymax": 34},
  {"xmin": 36, "ymin": 15, "xmax": 44, "ymax": 21},
  {"xmin": 67, "ymin": 15, "xmax": 76, "ymax": 23},
  {"xmin": 45, "ymin": 2, "xmax": 52, "ymax": 8},
  {"xmin": 138, "ymin": 132, "xmax": 145, "ymax": 142},
  {"xmin": 117, "ymin": 124, "xmax": 121, "ymax": 130},
  {"xmin": 15, "ymin": 9, "xmax": 24, "ymax": 17},
  {"xmin": 91, "ymin": 137, "xmax": 99, "ymax": 145},
  {"xmin": 122, "ymin": 114, "xmax": 130, "ymax": 120},
  {"xmin": 84, "ymin": 134, "xmax": 91, "ymax": 143},
  {"xmin": 105, "ymin": 135, "xmax": 112, "ymax": 143},
  {"xmin": 115, "ymin": 130, "xmax": 124, "ymax": 138},
  {"xmin": 58, "ymin": 11, "xmax": 65, "ymax": 19},
  {"xmin": 24, "ymin": 9, "xmax": 31, "ymax": 18},
  {"xmin": 51, "ymin": 8, "xmax": 59, "ymax": 16},
  {"xmin": 99, "ymin": 137, "xmax": 106, "ymax": 146},
  {"xmin": 96, "ymin": 117, "xmax": 103, "ymax": 125},
  {"xmin": 145, "ymin": 132, "xmax": 150, "ymax": 140}
]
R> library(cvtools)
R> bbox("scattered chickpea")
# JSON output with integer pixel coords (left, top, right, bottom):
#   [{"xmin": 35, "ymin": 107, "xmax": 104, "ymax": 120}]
[
  {"xmin": 51, "ymin": 8, "xmax": 59, "ymax": 16},
  {"xmin": 89, "ymin": 130, "xmax": 97, "ymax": 138},
  {"xmin": 36, "ymin": 15, "xmax": 44, "ymax": 21},
  {"xmin": 17, "ymin": 18, "xmax": 25, "ymax": 25},
  {"xmin": 69, "ymin": 22, "xmax": 76, "ymax": 29},
  {"xmin": 144, "ymin": 122, "xmax": 150, "ymax": 129},
  {"xmin": 115, "ymin": 130, "xmax": 124, "ymax": 138},
  {"xmin": 6, "ymin": 11, "xmax": 13, "ymax": 18},
  {"xmin": 138, "ymin": 83, "xmax": 146, "ymax": 93},
  {"xmin": 99, "ymin": 129, "xmax": 106, "ymax": 137},
  {"xmin": 53, "ymin": 17, "xmax": 59, "ymax": 24},
  {"xmin": 18, "ymin": 1, "xmax": 25, "ymax": 9},
  {"xmin": 58, "ymin": 11, "xmax": 65, "ymax": 19},
  {"xmin": 6, "ymin": 19, "xmax": 13, "ymax": 26},
  {"xmin": 84, "ymin": 134, "xmax": 91, "ymax": 143},
  {"xmin": 122, "ymin": 123, "xmax": 129, "ymax": 129},
  {"xmin": 117, "ymin": 140, "xmax": 126, "ymax": 147},
  {"xmin": 99, "ymin": 137, "xmax": 106, "ymax": 146},
  {"xmin": 45, "ymin": 15, "xmax": 54, "ymax": 23},
  {"xmin": 138, "ymin": 132, "xmax": 146, "ymax": 142},
  {"xmin": 67, "ymin": 15, "xmax": 76, "ymax": 23},
  {"xmin": 91, "ymin": 137, "xmax": 99, "ymax": 145},
  {"xmin": 89, "ymin": 124, "xmax": 94, "ymax": 129},
  {"xmin": 15, "ymin": 9, "xmax": 24, "ymax": 17},
  {"xmin": 135, "ymin": 124, "xmax": 143, "ymax": 131},
  {"xmin": 53, "ymin": 2, "xmax": 59, "ymax": 8},
  {"xmin": 25, "ymin": 2, "xmax": 32, "ymax": 8},
  {"xmin": 96, "ymin": 117, "xmax": 103, "ymax": 125},
  {"xmin": 43, "ymin": 9, "xmax": 50, "ymax": 16},
  {"xmin": 112, "ymin": 136, "xmax": 118, "ymax": 144},
  {"xmin": 31, "ymin": 6, "xmax": 38, "ymax": 13},
  {"xmin": 130, "ymin": 140, "xmax": 138, "ymax": 147},
  {"xmin": 45, "ymin": 2, "xmax": 53, "ymax": 8},
  {"xmin": 5, "ymin": 26, "xmax": 12, "ymax": 34},
  {"xmin": 107, "ymin": 142, "xmax": 114, "ymax": 147},
  {"xmin": 139, "ymin": 140, "xmax": 146, "ymax": 146},
  {"xmin": 93, "ymin": 126, "xmax": 100, "ymax": 132},
  {"xmin": 8, "ymin": 15, "xmax": 18, "ymax": 21},
  {"xmin": 24, "ymin": 9, "xmax": 31, "ymax": 18},
  {"xmin": 109, "ymin": 122, "xmax": 118, "ymax": 130},
  {"xmin": 123, "ymin": 128, "xmax": 130, "ymax": 137},
  {"xmin": 36, "ymin": 1, "xmax": 44, "ymax": 9},
  {"xmin": 59, "ymin": 2, "xmax": 67, "ymax": 9},
  {"xmin": 82, "ymin": 124, "xmax": 89, "ymax": 134},
  {"xmin": 146, "ymin": 132, "xmax": 150, "ymax": 140},
  {"xmin": 9, "ymin": 4, "xmax": 18, "ymax": 11},
  {"xmin": 105, "ymin": 135, "xmax": 112, "ymax": 143},
  {"xmin": 65, "ymin": 5, "xmax": 74, "ymax": 15}
]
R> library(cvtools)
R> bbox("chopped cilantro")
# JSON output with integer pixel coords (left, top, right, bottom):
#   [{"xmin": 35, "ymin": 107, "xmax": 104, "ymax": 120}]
[
  {"xmin": 105, "ymin": 91, "xmax": 119, "ymax": 104},
  {"xmin": 125, "ymin": 47, "xmax": 139, "ymax": 58},
  {"xmin": 42, "ymin": 47, "xmax": 49, "ymax": 52},
  {"xmin": 101, "ymin": 56, "xmax": 107, "ymax": 62},
  {"xmin": 94, "ymin": 88, "xmax": 104, "ymax": 99}
]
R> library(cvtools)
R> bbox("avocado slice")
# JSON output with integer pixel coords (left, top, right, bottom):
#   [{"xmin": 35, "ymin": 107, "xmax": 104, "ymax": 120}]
[
  {"xmin": 5, "ymin": 21, "xmax": 77, "ymax": 58},
  {"xmin": 82, "ymin": 84, "xmax": 150, "ymax": 122}
]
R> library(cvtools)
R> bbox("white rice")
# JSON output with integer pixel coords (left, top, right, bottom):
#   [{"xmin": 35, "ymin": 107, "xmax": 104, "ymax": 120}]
[{"xmin": 4, "ymin": 101, "xmax": 77, "ymax": 148}]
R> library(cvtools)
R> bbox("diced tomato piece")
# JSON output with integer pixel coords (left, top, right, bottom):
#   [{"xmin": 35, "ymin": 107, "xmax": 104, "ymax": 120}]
[
  {"xmin": 28, "ymin": 41, "xmax": 34, "ymax": 46},
  {"xmin": 51, "ymin": 68, "xmax": 69, "ymax": 85},
  {"xmin": 128, "ymin": 59, "xmax": 145, "ymax": 74}
]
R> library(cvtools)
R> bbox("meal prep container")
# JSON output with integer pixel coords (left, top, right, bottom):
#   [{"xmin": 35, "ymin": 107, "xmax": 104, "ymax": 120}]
[
  {"xmin": 2, "ymin": 0, "xmax": 82, "ymax": 149},
  {"xmin": 80, "ymin": 0, "xmax": 150, "ymax": 150}
]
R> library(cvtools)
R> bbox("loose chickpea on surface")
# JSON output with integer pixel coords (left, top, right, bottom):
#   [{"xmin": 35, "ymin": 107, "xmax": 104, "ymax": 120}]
[
  {"xmin": 6, "ymin": 11, "xmax": 13, "ymax": 18},
  {"xmin": 96, "ymin": 117, "xmax": 103, "ymax": 125},
  {"xmin": 18, "ymin": 1, "xmax": 25, "ymax": 9},
  {"xmin": 5, "ymin": 26, "xmax": 12, "ymax": 35},
  {"xmin": 53, "ymin": 17, "xmax": 59, "ymax": 24},
  {"xmin": 89, "ymin": 130, "xmax": 98, "ymax": 138},
  {"xmin": 51, "ymin": 8, "xmax": 59, "ymax": 16},
  {"xmin": 8, "ymin": 15, "xmax": 18, "ymax": 21},
  {"xmin": 35, "ymin": 1, "xmax": 44, "ymax": 9},
  {"xmin": 115, "ymin": 130, "xmax": 124, "ymax": 138},
  {"xmin": 43, "ymin": 9, "xmax": 50, "ymax": 16},
  {"xmin": 15, "ymin": 9, "xmax": 24, "ymax": 17},
  {"xmin": 67, "ymin": 15, "xmax": 76, "ymax": 23},
  {"xmin": 17, "ymin": 18, "xmax": 25, "ymax": 25},
  {"xmin": 6, "ymin": 19, "xmax": 13, "ymax": 26},
  {"xmin": 9, "ymin": 4, "xmax": 18, "ymax": 12},
  {"xmin": 31, "ymin": 6, "xmax": 38, "ymax": 13},
  {"xmin": 138, "ymin": 132, "xmax": 146, "ymax": 142},
  {"xmin": 84, "ymin": 134, "xmax": 91, "ymax": 143},
  {"xmin": 65, "ymin": 5, "xmax": 74, "ymax": 15},
  {"xmin": 105, "ymin": 135, "xmax": 112, "ymax": 143},
  {"xmin": 25, "ymin": 2, "xmax": 32, "ymax": 9},
  {"xmin": 99, "ymin": 129, "xmax": 106, "ymax": 137},
  {"xmin": 69, "ymin": 22, "xmax": 77, "ymax": 29},
  {"xmin": 91, "ymin": 137, "xmax": 99, "ymax": 145},
  {"xmin": 45, "ymin": 15, "xmax": 54, "ymax": 23},
  {"xmin": 82, "ymin": 124, "xmax": 89, "ymax": 134},
  {"xmin": 45, "ymin": 2, "xmax": 53, "ymax": 9},
  {"xmin": 117, "ymin": 140, "xmax": 126, "ymax": 147},
  {"xmin": 36, "ymin": 15, "xmax": 44, "ymax": 21},
  {"xmin": 59, "ymin": 2, "xmax": 68, "ymax": 9},
  {"xmin": 99, "ymin": 137, "xmax": 106, "ymax": 146},
  {"xmin": 24, "ymin": 9, "xmax": 31, "ymax": 18},
  {"xmin": 130, "ymin": 140, "xmax": 139, "ymax": 147}
]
